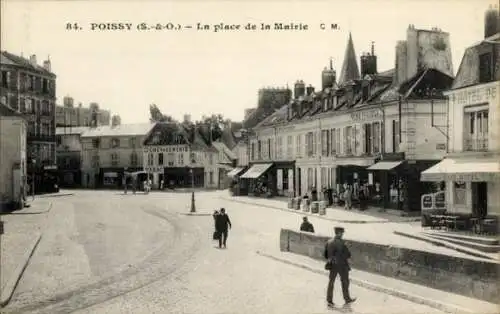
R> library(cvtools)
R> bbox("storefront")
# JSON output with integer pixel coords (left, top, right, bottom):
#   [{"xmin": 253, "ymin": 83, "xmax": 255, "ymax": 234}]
[
  {"xmin": 274, "ymin": 161, "xmax": 295, "ymax": 197},
  {"xmin": 368, "ymin": 154, "xmax": 439, "ymax": 211},
  {"xmin": 99, "ymin": 167, "xmax": 142, "ymax": 188},
  {"xmin": 421, "ymin": 156, "xmax": 500, "ymax": 217},
  {"xmin": 240, "ymin": 162, "xmax": 275, "ymax": 197},
  {"xmin": 163, "ymin": 167, "xmax": 205, "ymax": 188}
]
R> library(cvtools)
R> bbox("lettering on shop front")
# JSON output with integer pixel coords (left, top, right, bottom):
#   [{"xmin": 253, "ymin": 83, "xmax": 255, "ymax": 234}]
[
  {"xmin": 451, "ymin": 85, "xmax": 497, "ymax": 106},
  {"xmin": 145, "ymin": 167, "xmax": 163, "ymax": 173},
  {"xmin": 350, "ymin": 110, "xmax": 382, "ymax": 122},
  {"xmin": 143, "ymin": 145, "xmax": 188, "ymax": 153}
]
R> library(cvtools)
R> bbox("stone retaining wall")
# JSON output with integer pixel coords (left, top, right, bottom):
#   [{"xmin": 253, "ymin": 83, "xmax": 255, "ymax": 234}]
[{"xmin": 279, "ymin": 229, "xmax": 499, "ymax": 303}]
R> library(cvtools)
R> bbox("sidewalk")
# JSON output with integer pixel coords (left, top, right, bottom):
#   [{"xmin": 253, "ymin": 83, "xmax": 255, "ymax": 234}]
[
  {"xmin": 256, "ymin": 250, "xmax": 499, "ymax": 314},
  {"xmin": 221, "ymin": 195, "xmax": 420, "ymax": 224},
  {"xmin": 220, "ymin": 194, "xmax": 498, "ymax": 262},
  {"xmin": 0, "ymin": 199, "xmax": 52, "ymax": 307}
]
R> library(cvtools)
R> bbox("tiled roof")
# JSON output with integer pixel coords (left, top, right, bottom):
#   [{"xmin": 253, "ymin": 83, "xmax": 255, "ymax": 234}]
[
  {"xmin": 56, "ymin": 126, "xmax": 90, "ymax": 135},
  {"xmin": 1, "ymin": 51, "xmax": 56, "ymax": 77},
  {"xmin": 0, "ymin": 104, "xmax": 24, "ymax": 118},
  {"xmin": 452, "ymin": 39, "xmax": 500, "ymax": 90},
  {"xmin": 253, "ymin": 67, "xmax": 453, "ymax": 129},
  {"xmin": 212, "ymin": 141, "xmax": 237, "ymax": 160},
  {"xmin": 81, "ymin": 123, "xmax": 155, "ymax": 138}
]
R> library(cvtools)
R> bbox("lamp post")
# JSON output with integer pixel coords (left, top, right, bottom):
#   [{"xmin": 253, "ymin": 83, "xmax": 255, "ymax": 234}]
[
  {"xmin": 123, "ymin": 167, "xmax": 128, "ymax": 194},
  {"xmin": 31, "ymin": 159, "xmax": 36, "ymax": 201},
  {"xmin": 190, "ymin": 152, "xmax": 196, "ymax": 213}
]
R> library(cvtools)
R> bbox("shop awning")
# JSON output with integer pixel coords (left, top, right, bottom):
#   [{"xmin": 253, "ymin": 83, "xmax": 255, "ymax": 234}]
[
  {"xmin": 420, "ymin": 158, "xmax": 500, "ymax": 182},
  {"xmin": 240, "ymin": 163, "xmax": 273, "ymax": 179},
  {"xmin": 367, "ymin": 161, "xmax": 404, "ymax": 171},
  {"xmin": 227, "ymin": 167, "xmax": 245, "ymax": 177}
]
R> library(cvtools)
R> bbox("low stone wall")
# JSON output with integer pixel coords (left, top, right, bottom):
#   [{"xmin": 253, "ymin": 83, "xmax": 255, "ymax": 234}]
[{"xmin": 279, "ymin": 229, "xmax": 499, "ymax": 303}]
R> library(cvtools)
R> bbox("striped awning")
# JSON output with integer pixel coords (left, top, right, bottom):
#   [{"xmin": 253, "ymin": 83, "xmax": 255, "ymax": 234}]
[{"xmin": 420, "ymin": 158, "xmax": 500, "ymax": 182}]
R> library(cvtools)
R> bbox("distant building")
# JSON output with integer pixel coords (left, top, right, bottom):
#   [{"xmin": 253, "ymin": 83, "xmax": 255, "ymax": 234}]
[
  {"xmin": 55, "ymin": 96, "xmax": 111, "ymax": 127},
  {"xmin": 421, "ymin": 6, "xmax": 500, "ymax": 219},
  {"xmin": 80, "ymin": 123, "xmax": 154, "ymax": 188},
  {"xmin": 1, "ymin": 51, "xmax": 58, "ymax": 194},
  {"xmin": 0, "ymin": 104, "xmax": 27, "ymax": 211},
  {"xmin": 56, "ymin": 126, "xmax": 89, "ymax": 188}
]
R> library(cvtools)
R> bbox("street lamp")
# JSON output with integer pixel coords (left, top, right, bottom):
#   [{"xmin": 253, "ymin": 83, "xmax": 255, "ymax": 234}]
[
  {"xmin": 190, "ymin": 152, "xmax": 196, "ymax": 213},
  {"xmin": 31, "ymin": 159, "xmax": 36, "ymax": 201},
  {"xmin": 123, "ymin": 167, "xmax": 128, "ymax": 194}
]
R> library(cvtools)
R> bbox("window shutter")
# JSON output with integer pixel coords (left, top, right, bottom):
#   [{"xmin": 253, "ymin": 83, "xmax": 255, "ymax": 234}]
[
  {"xmin": 342, "ymin": 127, "xmax": 347, "ymax": 155},
  {"xmin": 352, "ymin": 125, "xmax": 357, "ymax": 155},
  {"xmin": 360, "ymin": 124, "xmax": 366, "ymax": 155}
]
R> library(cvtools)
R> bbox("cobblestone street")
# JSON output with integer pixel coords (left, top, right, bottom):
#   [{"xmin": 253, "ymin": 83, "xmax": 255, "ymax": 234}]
[{"xmin": 2, "ymin": 190, "xmax": 452, "ymax": 313}]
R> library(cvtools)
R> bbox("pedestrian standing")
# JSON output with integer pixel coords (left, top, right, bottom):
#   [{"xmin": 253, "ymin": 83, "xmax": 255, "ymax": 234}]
[
  {"xmin": 324, "ymin": 226, "xmax": 356, "ymax": 307},
  {"xmin": 300, "ymin": 216, "xmax": 315, "ymax": 233},
  {"xmin": 344, "ymin": 184, "xmax": 352, "ymax": 210},
  {"xmin": 215, "ymin": 208, "xmax": 232, "ymax": 248}
]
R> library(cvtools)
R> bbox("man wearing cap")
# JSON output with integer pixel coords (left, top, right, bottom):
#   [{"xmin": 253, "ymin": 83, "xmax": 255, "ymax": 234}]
[
  {"xmin": 300, "ymin": 216, "xmax": 315, "ymax": 233},
  {"xmin": 324, "ymin": 226, "xmax": 356, "ymax": 307}
]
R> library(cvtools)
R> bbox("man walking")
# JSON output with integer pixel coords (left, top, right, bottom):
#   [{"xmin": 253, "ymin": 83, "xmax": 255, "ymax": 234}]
[
  {"xmin": 215, "ymin": 208, "xmax": 232, "ymax": 248},
  {"xmin": 324, "ymin": 226, "xmax": 356, "ymax": 307}
]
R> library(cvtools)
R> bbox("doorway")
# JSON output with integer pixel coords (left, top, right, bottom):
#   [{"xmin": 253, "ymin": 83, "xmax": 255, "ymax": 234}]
[{"xmin": 472, "ymin": 182, "xmax": 488, "ymax": 218}]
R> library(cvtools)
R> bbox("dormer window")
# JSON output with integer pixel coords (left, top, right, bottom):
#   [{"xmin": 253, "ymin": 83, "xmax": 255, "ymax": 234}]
[
  {"xmin": 362, "ymin": 85, "xmax": 370, "ymax": 101},
  {"xmin": 479, "ymin": 53, "xmax": 493, "ymax": 83}
]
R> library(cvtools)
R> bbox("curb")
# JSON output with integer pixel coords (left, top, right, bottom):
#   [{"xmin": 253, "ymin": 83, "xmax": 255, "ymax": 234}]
[
  {"xmin": 221, "ymin": 197, "xmax": 388, "ymax": 224},
  {"xmin": 36, "ymin": 193, "xmax": 74, "ymax": 199},
  {"xmin": 393, "ymin": 231, "xmax": 495, "ymax": 261},
  {"xmin": 255, "ymin": 251, "xmax": 475, "ymax": 314},
  {"xmin": 0, "ymin": 234, "xmax": 42, "ymax": 308},
  {"xmin": 180, "ymin": 212, "xmax": 213, "ymax": 217}
]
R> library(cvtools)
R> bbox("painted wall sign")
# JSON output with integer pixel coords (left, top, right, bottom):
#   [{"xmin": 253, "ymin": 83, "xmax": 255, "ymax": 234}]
[
  {"xmin": 451, "ymin": 85, "xmax": 497, "ymax": 106},
  {"xmin": 350, "ymin": 110, "xmax": 382, "ymax": 122},
  {"xmin": 144, "ymin": 166, "xmax": 164, "ymax": 173},
  {"xmin": 143, "ymin": 145, "xmax": 188, "ymax": 153}
]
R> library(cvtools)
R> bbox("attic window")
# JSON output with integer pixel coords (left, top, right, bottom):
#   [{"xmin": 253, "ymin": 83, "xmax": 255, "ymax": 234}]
[{"xmin": 479, "ymin": 53, "xmax": 493, "ymax": 83}]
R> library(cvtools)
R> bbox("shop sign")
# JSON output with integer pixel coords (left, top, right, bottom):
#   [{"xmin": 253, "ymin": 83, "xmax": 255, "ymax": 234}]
[
  {"xmin": 144, "ymin": 166, "xmax": 163, "ymax": 173},
  {"xmin": 143, "ymin": 145, "xmax": 188, "ymax": 154},
  {"xmin": 451, "ymin": 85, "xmax": 497, "ymax": 106},
  {"xmin": 350, "ymin": 109, "xmax": 382, "ymax": 122}
]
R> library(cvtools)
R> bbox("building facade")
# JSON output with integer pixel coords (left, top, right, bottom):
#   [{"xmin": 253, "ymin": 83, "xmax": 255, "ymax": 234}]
[
  {"xmin": 1, "ymin": 52, "xmax": 58, "ymax": 193},
  {"xmin": 421, "ymin": 8, "xmax": 500, "ymax": 218},
  {"xmin": 245, "ymin": 26, "xmax": 455, "ymax": 211},
  {"xmin": 142, "ymin": 122, "xmax": 222, "ymax": 189},
  {"xmin": 0, "ymin": 104, "xmax": 27, "ymax": 211},
  {"xmin": 80, "ymin": 123, "xmax": 154, "ymax": 188},
  {"xmin": 56, "ymin": 126, "xmax": 89, "ymax": 188},
  {"xmin": 56, "ymin": 96, "xmax": 111, "ymax": 127}
]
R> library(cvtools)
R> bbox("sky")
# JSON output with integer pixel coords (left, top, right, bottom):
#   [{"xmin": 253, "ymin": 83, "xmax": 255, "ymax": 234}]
[{"xmin": 1, "ymin": 0, "xmax": 496, "ymax": 124}]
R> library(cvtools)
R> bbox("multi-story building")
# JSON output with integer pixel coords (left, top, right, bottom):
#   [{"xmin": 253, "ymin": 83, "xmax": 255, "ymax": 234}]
[
  {"xmin": 55, "ymin": 126, "xmax": 89, "ymax": 188},
  {"xmin": 1, "ymin": 51, "xmax": 58, "ymax": 193},
  {"xmin": 421, "ymin": 6, "xmax": 500, "ymax": 218},
  {"xmin": 0, "ymin": 104, "xmax": 27, "ymax": 211},
  {"xmin": 243, "ymin": 26, "xmax": 455, "ymax": 212},
  {"xmin": 80, "ymin": 123, "xmax": 154, "ymax": 188},
  {"xmin": 142, "ymin": 122, "xmax": 223, "ymax": 189},
  {"xmin": 56, "ymin": 96, "xmax": 111, "ymax": 127}
]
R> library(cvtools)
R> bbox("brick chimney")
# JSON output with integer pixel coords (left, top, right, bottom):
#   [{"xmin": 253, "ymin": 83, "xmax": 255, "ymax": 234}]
[{"xmin": 43, "ymin": 59, "xmax": 51, "ymax": 72}]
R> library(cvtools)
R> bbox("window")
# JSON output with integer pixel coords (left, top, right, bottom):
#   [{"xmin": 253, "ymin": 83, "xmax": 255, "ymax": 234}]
[
  {"xmin": 251, "ymin": 142, "xmax": 255, "ymax": 160},
  {"xmin": 277, "ymin": 137, "xmax": 283, "ymax": 159},
  {"xmin": 257, "ymin": 140, "xmax": 262, "ymax": 159},
  {"xmin": 344, "ymin": 126, "xmax": 353, "ymax": 154},
  {"xmin": 178, "ymin": 153, "xmax": 184, "ymax": 165},
  {"xmin": 92, "ymin": 138, "xmax": 100, "ymax": 149},
  {"xmin": 372, "ymin": 122, "xmax": 381, "ymax": 153},
  {"xmin": 287, "ymin": 135, "xmax": 293, "ymax": 158},
  {"xmin": 296, "ymin": 135, "xmax": 301, "ymax": 157},
  {"xmin": 111, "ymin": 138, "xmax": 120, "ymax": 148},
  {"xmin": 479, "ymin": 53, "xmax": 493, "ymax": 83},
  {"xmin": 147, "ymin": 153, "xmax": 154, "ymax": 166},
  {"xmin": 364, "ymin": 123, "xmax": 372, "ymax": 154},
  {"xmin": 321, "ymin": 130, "xmax": 329, "ymax": 156},
  {"xmin": 306, "ymin": 132, "xmax": 314, "ymax": 157},
  {"xmin": 392, "ymin": 120, "xmax": 400, "ymax": 153},
  {"xmin": 1, "ymin": 71, "xmax": 9, "ymax": 88},
  {"xmin": 111, "ymin": 153, "xmax": 119, "ymax": 166},
  {"xmin": 453, "ymin": 182, "xmax": 466, "ymax": 205},
  {"xmin": 129, "ymin": 137, "xmax": 137, "ymax": 148},
  {"xmin": 330, "ymin": 128, "xmax": 336, "ymax": 155},
  {"xmin": 465, "ymin": 109, "xmax": 489, "ymax": 151},
  {"xmin": 208, "ymin": 153, "xmax": 213, "ymax": 165},
  {"xmin": 130, "ymin": 152, "xmax": 138, "ymax": 166},
  {"xmin": 167, "ymin": 153, "xmax": 175, "ymax": 166},
  {"xmin": 158, "ymin": 153, "xmax": 164, "ymax": 165}
]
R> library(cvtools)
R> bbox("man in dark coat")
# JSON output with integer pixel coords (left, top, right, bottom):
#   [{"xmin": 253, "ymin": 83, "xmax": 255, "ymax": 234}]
[
  {"xmin": 300, "ymin": 216, "xmax": 315, "ymax": 233},
  {"xmin": 324, "ymin": 226, "xmax": 356, "ymax": 307},
  {"xmin": 215, "ymin": 208, "xmax": 232, "ymax": 248}
]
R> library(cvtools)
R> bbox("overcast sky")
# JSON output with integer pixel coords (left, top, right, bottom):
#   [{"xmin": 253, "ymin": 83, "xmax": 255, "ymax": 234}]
[{"xmin": 1, "ymin": 0, "xmax": 496, "ymax": 124}]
